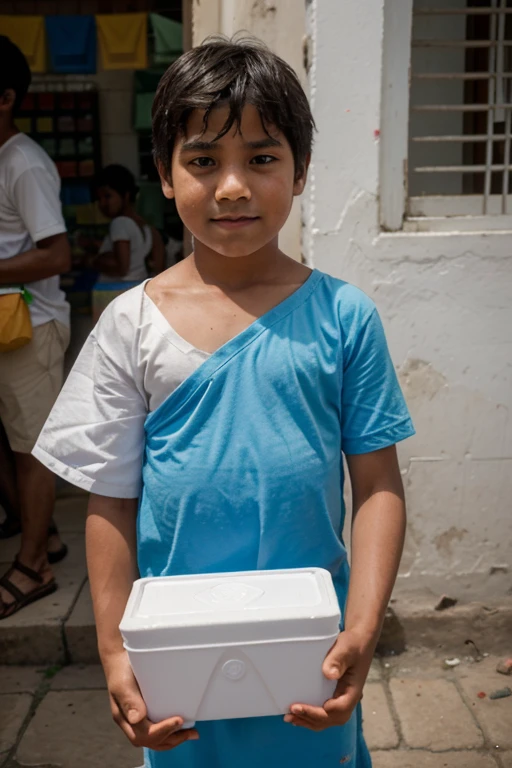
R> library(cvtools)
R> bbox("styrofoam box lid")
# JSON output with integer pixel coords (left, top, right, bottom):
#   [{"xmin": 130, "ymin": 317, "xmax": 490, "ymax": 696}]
[{"xmin": 120, "ymin": 568, "xmax": 341, "ymax": 650}]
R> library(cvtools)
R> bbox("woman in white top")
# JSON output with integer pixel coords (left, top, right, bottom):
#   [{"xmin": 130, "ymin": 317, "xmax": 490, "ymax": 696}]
[{"xmin": 90, "ymin": 164, "xmax": 165, "ymax": 281}]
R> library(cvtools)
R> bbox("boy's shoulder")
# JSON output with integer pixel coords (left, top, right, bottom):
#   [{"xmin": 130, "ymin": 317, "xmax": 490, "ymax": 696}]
[
  {"xmin": 317, "ymin": 270, "xmax": 376, "ymax": 322},
  {"xmin": 94, "ymin": 281, "xmax": 148, "ymax": 346}
]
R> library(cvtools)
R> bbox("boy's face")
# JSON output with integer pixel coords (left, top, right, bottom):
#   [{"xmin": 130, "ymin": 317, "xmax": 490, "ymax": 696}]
[{"xmin": 160, "ymin": 104, "xmax": 307, "ymax": 258}]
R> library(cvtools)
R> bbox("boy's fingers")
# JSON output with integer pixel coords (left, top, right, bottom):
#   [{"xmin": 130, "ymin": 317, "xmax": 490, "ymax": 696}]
[
  {"xmin": 286, "ymin": 691, "xmax": 359, "ymax": 730},
  {"xmin": 284, "ymin": 716, "xmax": 318, "ymax": 731},
  {"xmin": 290, "ymin": 704, "xmax": 330, "ymax": 724},
  {"xmin": 121, "ymin": 718, "xmax": 188, "ymax": 750},
  {"xmin": 322, "ymin": 635, "xmax": 351, "ymax": 681},
  {"xmin": 323, "ymin": 690, "xmax": 360, "ymax": 723},
  {"xmin": 111, "ymin": 703, "xmax": 139, "ymax": 745},
  {"xmin": 111, "ymin": 684, "xmax": 147, "ymax": 726},
  {"xmin": 111, "ymin": 692, "xmax": 186, "ymax": 749},
  {"xmin": 143, "ymin": 716, "xmax": 184, "ymax": 745},
  {"xmin": 154, "ymin": 729, "xmax": 200, "ymax": 751}
]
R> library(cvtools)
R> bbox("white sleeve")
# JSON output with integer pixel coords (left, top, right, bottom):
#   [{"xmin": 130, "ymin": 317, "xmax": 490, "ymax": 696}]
[
  {"xmin": 33, "ymin": 302, "xmax": 147, "ymax": 499},
  {"xmin": 13, "ymin": 167, "xmax": 66, "ymax": 244},
  {"xmin": 109, "ymin": 217, "xmax": 133, "ymax": 242}
]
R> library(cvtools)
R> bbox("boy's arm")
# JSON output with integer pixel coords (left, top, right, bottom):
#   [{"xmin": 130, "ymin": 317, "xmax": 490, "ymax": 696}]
[
  {"xmin": 285, "ymin": 445, "xmax": 405, "ymax": 730},
  {"xmin": 87, "ymin": 493, "xmax": 199, "ymax": 749},
  {"xmin": 343, "ymin": 444, "xmax": 406, "ymax": 642}
]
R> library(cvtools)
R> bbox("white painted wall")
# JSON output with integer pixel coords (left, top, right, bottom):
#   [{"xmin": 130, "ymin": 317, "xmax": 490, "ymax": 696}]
[{"xmin": 306, "ymin": 0, "xmax": 512, "ymax": 601}]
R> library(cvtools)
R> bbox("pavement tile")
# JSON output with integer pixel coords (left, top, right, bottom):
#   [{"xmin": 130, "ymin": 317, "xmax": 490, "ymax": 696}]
[
  {"xmin": 16, "ymin": 689, "xmax": 142, "ymax": 768},
  {"xmin": 0, "ymin": 693, "xmax": 32, "ymax": 754},
  {"xmin": 367, "ymin": 659, "xmax": 382, "ymax": 682},
  {"xmin": 382, "ymin": 649, "xmax": 447, "ymax": 679},
  {"xmin": 389, "ymin": 678, "xmax": 484, "ymax": 750},
  {"xmin": 0, "ymin": 667, "xmax": 44, "ymax": 693},
  {"xmin": 64, "ymin": 581, "xmax": 99, "ymax": 664},
  {"xmin": 371, "ymin": 751, "xmax": 498, "ymax": 768},
  {"xmin": 0, "ymin": 496, "xmax": 86, "ymax": 565},
  {"xmin": 362, "ymin": 682, "xmax": 399, "ymax": 750},
  {"xmin": 0, "ymin": 534, "xmax": 86, "ymax": 665},
  {"xmin": 53, "ymin": 495, "xmax": 88, "ymax": 533},
  {"xmin": 50, "ymin": 664, "xmax": 106, "ymax": 690},
  {"xmin": 455, "ymin": 656, "xmax": 512, "ymax": 749}
]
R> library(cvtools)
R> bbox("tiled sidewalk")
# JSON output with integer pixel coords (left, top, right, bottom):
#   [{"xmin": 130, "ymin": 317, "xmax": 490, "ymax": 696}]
[
  {"xmin": 1, "ymin": 652, "xmax": 511, "ymax": 768},
  {"xmin": 0, "ymin": 494, "xmax": 93, "ymax": 665}
]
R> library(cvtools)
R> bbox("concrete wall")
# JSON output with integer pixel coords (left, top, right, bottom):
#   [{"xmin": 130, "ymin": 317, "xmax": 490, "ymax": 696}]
[
  {"xmin": 191, "ymin": 0, "xmax": 306, "ymax": 261},
  {"xmin": 306, "ymin": 0, "xmax": 512, "ymax": 601}
]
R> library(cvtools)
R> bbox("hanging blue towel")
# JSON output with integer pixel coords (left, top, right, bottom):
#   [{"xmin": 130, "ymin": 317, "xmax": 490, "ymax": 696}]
[{"xmin": 46, "ymin": 15, "xmax": 96, "ymax": 74}]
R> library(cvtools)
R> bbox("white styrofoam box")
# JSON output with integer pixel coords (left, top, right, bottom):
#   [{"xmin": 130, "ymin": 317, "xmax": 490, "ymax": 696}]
[{"xmin": 120, "ymin": 568, "xmax": 341, "ymax": 726}]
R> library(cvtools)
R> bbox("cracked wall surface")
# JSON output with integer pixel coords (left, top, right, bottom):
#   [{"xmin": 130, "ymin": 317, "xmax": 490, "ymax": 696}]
[{"xmin": 306, "ymin": 0, "xmax": 512, "ymax": 601}]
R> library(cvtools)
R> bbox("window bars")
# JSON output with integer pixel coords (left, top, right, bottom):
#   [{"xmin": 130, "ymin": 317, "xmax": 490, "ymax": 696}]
[{"xmin": 409, "ymin": 0, "xmax": 512, "ymax": 216}]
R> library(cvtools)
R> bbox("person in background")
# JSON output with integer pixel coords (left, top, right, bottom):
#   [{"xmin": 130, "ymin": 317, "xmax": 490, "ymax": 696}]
[
  {"xmin": 0, "ymin": 36, "xmax": 71, "ymax": 619},
  {"xmin": 89, "ymin": 164, "xmax": 165, "ymax": 281}
]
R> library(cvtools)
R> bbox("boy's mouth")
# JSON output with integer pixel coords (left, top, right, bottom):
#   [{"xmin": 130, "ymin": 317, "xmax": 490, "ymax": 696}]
[{"xmin": 211, "ymin": 216, "xmax": 260, "ymax": 230}]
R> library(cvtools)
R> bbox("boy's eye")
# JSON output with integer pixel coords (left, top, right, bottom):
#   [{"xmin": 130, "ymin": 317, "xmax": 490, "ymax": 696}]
[
  {"xmin": 250, "ymin": 155, "xmax": 276, "ymax": 165},
  {"xmin": 191, "ymin": 157, "xmax": 215, "ymax": 168}
]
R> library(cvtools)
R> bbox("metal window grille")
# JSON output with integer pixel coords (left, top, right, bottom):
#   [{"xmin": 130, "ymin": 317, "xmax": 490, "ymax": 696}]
[{"xmin": 409, "ymin": 0, "xmax": 512, "ymax": 217}]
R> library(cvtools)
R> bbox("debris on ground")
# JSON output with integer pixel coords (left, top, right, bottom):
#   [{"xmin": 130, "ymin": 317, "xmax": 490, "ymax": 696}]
[
  {"xmin": 477, "ymin": 691, "xmax": 486, "ymax": 699},
  {"xmin": 489, "ymin": 686, "xmax": 512, "ymax": 700},
  {"xmin": 496, "ymin": 657, "xmax": 512, "ymax": 676},
  {"xmin": 465, "ymin": 639, "xmax": 484, "ymax": 662},
  {"xmin": 435, "ymin": 595, "xmax": 458, "ymax": 611},
  {"xmin": 489, "ymin": 564, "xmax": 509, "ymax": 575},
  {"xmin": 443, "ymin": 657, "xmax": 461, "ymax": 668}
]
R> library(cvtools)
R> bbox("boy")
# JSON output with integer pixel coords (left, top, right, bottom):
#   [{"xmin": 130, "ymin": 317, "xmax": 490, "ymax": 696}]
[
  {"xmin": 0, "ymin": 36, "xmax": 70, "ymax": 618},
  {"xmin": 34, "ymin": 37, "xmax": 414, "ymax": 767}
]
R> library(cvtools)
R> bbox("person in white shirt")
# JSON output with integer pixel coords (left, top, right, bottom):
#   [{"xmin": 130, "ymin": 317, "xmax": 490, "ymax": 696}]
[
  {"xmin": 0, "ymin": 36, "xmax": 71, "ymax": 619},
  {"xmin": 87, "ymin": 164, "xmax": 165, "ymax": 283}
]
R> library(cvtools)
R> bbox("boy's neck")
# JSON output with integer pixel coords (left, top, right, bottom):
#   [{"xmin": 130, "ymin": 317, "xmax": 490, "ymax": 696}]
[
  {"xmin": 0, "ymin": 117, "xmax": 18, "ymax": 149},
  {"xmin": 190, "ymin": 238, "xmax": 292, "ymax": 290}
]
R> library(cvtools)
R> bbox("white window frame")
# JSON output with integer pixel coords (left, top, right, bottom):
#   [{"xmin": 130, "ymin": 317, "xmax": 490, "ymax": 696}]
[{"xmin": 380, "ymin": 0, "xmax": 512, "ymax": 233}]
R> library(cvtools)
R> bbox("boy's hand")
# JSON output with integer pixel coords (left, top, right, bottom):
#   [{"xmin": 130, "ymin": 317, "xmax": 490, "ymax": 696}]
[
  {"xmin": 104, "ymin": 651, "xmax": 199, "ymax": 751},
  {"xmin": 284, "ymin": 629, "xmax": 373, "ymax": 731}
]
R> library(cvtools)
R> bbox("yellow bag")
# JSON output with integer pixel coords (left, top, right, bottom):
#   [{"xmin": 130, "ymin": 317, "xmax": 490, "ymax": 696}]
[{"xmin": 0, "ymin": 288, "xmax": 33, "ymax": 352}]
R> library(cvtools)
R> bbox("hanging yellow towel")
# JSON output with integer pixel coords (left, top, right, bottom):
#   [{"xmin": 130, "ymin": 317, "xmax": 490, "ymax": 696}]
[
  {"xmin": 0, "ymin": 16, "xmax": 46, "ymax": 72},
  {"xmin": 96, "ymin": 13, "xmax": 147, "ymax": 70}
]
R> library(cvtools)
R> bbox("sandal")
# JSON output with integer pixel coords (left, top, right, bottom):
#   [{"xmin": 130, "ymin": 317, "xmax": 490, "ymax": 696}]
[
  {"xmin": 0, "ymin": 557, "xmax": 57, "ymax": 620},
  {"xmin": 0, "ymin": 517, "xmax": 68, "ymax": 563},
  {"xmin": 47, "ymin": 521, "xmax": 68, "ymax": 565}
]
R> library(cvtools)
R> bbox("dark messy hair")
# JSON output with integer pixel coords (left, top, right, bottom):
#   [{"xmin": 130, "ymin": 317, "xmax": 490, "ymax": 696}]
[
  {"xmin": 92, "ymin": 164, "xmax": 139, "ymax": 203},
  {"xmin": 0, "ymin": 36, "xmax": 32, "ymax": 115},
  {"xmin": 152, "ymin": 36, "xmax": 315, "ymax": 181}
]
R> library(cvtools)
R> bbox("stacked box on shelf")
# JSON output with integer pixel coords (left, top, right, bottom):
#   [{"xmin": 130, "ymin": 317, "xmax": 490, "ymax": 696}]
[{"xmin": 15, "ymin": 89, "xmax": 101, "ymax": 182}]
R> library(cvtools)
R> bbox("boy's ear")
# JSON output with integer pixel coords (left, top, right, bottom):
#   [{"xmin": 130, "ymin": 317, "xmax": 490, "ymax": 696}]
[
  {"xmin": 0, "ymin": 89, "xmax": 16, "ymax": 114},
  {"xmin": 293, "ymin": 153, "xmax": 311, "ymax": 197},
  {"xmin": 157, "ymin": 162, "xmax": 175, "ymax": 200}
]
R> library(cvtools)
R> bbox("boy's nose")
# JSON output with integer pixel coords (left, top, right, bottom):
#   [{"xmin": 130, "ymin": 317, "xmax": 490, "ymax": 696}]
[{"xmin": 215, "ymin": 170, "xmax": 251, "ymax": 202}]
